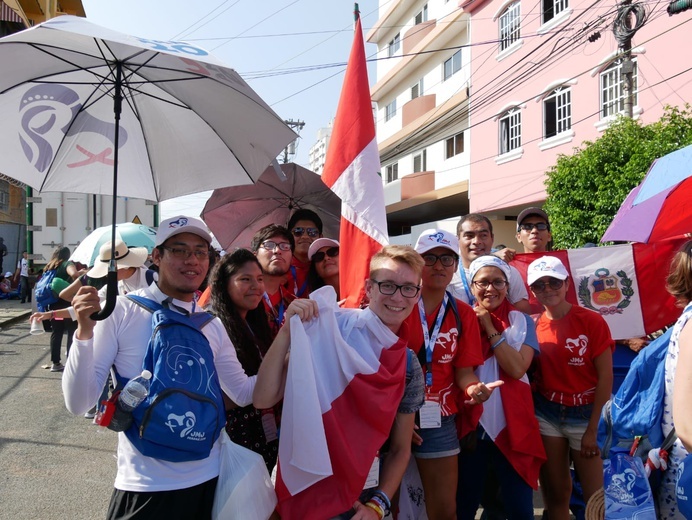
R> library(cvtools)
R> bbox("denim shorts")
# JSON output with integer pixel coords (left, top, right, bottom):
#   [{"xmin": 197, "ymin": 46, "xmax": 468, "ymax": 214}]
[
  {"xmin": 412, "ymin": 414, "xmax": 460, "ymax": 458},
  {"xmin": 533, "ymin": 393, "xmax": 593, "ymax": 450}
]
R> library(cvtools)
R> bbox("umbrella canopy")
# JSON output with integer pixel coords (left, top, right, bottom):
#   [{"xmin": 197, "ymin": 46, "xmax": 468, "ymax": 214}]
[
  {"xmin": 70, "ymin": 222, "xmax": 157, "ymax": 267},
  {"xmin": 633, "ymin": 144, "xmax": 692, "ymax": 206},
  {"xmin": 0, "ymin": 15, "xmax": 296, "ymax": 201},
  {"xmin": 601, "ymin": 178, "xmax": 692, "ymax": 243},
  {"xmin": 202, "ymin": 163, "xmax": 341, "ymax": 251}
]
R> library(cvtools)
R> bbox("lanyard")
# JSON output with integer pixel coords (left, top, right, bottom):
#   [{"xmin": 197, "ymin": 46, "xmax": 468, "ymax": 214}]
[
  {"xmin": 290, "ymin": 265, "xmax": 309, "ymax": 297},
  {"xmin": 418, "ymin": 292, "xmax": 449, "ymax": 388},
  {"xmin": 459, "ymin": 266, "xmax": 475, "ymax": 305},
  {"xmin": 263, "ymin": 290, "xmax": 285, "ymax": 327}
]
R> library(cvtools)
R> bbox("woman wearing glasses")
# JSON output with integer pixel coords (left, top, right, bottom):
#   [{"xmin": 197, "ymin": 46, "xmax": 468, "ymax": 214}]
[
  {"xmin": 457, "ymin": 255, "xmax": 545, "ymax": 520},
  {"xmin": 527, "ymin": 256, "xmax": 613, "ymax": 519},
  {"xmin": 404, "ymin": 229, "xmax": 487, "ymax": 520},
  {"xmin": 208, "ymin": 248, "xmax": 279, "ymax": 472},
  {"xmin": 306, "ymin": 238, "xmax": 340, "ymax": 300}
]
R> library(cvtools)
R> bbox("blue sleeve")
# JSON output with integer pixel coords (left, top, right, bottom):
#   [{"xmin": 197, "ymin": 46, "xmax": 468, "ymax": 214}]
[{"xmin": 523, "ymin": 313, "xmax": 540, "ymax": 353}]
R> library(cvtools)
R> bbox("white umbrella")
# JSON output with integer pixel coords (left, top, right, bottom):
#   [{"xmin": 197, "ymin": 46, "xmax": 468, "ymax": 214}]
[{"xmin": 0, "ymin": 16, "xmax": 296, "ymax": 318}]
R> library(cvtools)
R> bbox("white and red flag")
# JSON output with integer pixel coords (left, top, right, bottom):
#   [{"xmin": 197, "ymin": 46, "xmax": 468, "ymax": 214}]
[
  {"xmin": 322, "ymin": 10, "xmax": 388, "ymax": 309},
  {"xmin": 511, "ymin": 238, "xmax": 686, "ymax": 339}
]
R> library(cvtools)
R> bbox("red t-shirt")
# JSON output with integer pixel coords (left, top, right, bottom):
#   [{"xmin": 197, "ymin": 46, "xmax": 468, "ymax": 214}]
[
  {"xmin": 403, "ymin": 297, "xmax": 483, "ymax": 415},
  {"xmin": 290, "ymin": 257, "xmax": 310, "ymax": 298},
  {"xmin": 534, "ymin": 305, "xmax": 614, "ymax": 406}
]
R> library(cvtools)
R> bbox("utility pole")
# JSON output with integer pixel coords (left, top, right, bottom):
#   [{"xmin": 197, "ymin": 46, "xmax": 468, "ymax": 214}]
[
  {"xmin": 282, "ymin": 119, "xmax": 305, "ymax": 164},
  {"xmin": 613, "ymin": 1, "xmax": 647, "ymax": 118}
]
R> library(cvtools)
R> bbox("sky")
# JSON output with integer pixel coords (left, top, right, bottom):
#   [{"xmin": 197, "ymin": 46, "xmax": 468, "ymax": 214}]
[{"xmin": 80, "ymin": 0, "xmax": 382, "ymax": 221}]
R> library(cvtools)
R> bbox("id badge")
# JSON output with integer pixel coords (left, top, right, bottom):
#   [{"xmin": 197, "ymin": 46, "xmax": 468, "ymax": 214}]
[
  {"xmin": 419, "ymin": 399, "xmax": 442, "ymax": 429},
  {"xmin": 363, "ymin": 455, "xmax": 379, "ymax": 489},
  {"xmin": 261, "ymin": 410, "xmax": 278, "ymax": 442}
]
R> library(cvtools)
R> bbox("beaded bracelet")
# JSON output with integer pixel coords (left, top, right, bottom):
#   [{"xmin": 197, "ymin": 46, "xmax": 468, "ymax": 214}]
[
  {"xmin": 491, "ymin": 335, "xmax": 505, "ymax": 350},
  {"xmin": 487, "ymin": 331, "xmax": 501, "ymax": 340},
  {"xmin": 365, "ymin": 500, "xmax": 384, "ymax": 519}
]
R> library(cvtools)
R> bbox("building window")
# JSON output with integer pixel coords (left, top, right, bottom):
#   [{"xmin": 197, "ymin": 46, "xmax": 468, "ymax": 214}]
[
  {"xmin": 388, "ymin": 33, "xmax": 401, "ymax": 57},
  {"xmin": 543, "ymin": 87, "xmax": 571, "ymax": 138},
  {"xmin": 543, "ymin": 0, "xmax": 568, "ymax": 24},
  {"xmin": 386, "ymin": 163, "xmax": 399, "ymax": 183},
  {"xmin": 600, "ymin": 59, "xmax": 638, "ymax": 119},
  {"xmin": 445, "ymin": 132, "xmax": 465, "ymax": 159},
  {"xmin": 499, "ymin": 2, "xmax": 521, "ymax": 52},
  {"xmin": 415, "ymin": 4, "xmax": 428, "ymax": 24},
  {"xmin": 0, "ymin": 180, "xmax": 9, "ymax": 213},
  {"xmin": 385, "ymin": 99, "xmax": 397, "ymax": 122},
  {"xmin": 443, "ymin": 50, "xmax": 462, "ymax": 81},
  {"xmin": 499, "ymin": 108, "xmax": 521, "ymax": 154},
  {"xmin": 413, "ymin": 150, "xmax": 427, "ymax": 172},
  {"xmin": 411, "ymin": 78, "xmax": 424, "ymax": 99},
  {"xmin": 46, "ymin": 208, "xmax": 58, "ymax": 227}
]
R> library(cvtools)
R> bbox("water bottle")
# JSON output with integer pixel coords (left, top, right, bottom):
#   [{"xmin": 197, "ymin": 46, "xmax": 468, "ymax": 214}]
[{"xmin": 118, "ymin": 370, "xmax": 152, "ymax": 412}]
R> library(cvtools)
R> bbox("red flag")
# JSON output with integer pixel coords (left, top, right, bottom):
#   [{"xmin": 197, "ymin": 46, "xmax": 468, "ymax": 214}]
[
  {"xmin": 510, "ymin": 238, "xmax": 685, "ymax": 339},
  {"xmin": 322, "ymin": 13, "xmax": 388, "ymax": 308}
]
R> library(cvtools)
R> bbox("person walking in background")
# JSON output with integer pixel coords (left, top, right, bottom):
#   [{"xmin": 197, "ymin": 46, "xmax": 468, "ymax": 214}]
[
  {"xmin": 44, "ymin": 246, "xmax": 80, "ymax": 372},
  {"xmin": 208, "ymin": 248, "xmax": 279, "ymax": 472},
  {"xmin": 15, "ymin": 250, "xmax": 30, "ymax": 303},
  {"xmin": 306, "ymin": 238, "xmax": 340, "ymax": 299},
  {"xmin": 661, "ymin": 241, "xmax": 692, "ymax": 517},
  {"xmin": 528, "ymin": 256, "xmax": 613, "ymax": 519},
  {"xmin": 0, "ymin": 237, "xmax": 7, "ymax": 273}
]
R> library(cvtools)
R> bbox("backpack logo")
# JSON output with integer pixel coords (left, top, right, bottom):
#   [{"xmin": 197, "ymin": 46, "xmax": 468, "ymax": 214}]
[
  {"xmin": 578, "ymin": 267, "xmax": 634, "ymax": 316},
  {"xmin": 165, "ymin": 411, "xmax": 206, "ymax": 441}
]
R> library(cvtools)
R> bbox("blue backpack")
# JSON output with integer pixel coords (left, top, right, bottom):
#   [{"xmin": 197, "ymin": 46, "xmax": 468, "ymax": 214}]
[
  {"xmin": 598, "ymin": 328, "xmax": 673, "ymax": 459},
  {"xmin": 122, "ymin": 295, "xmax": 226, "ymax": 463},
  {"xmin": 35, "ymin": 269, "xmax": 59, "ymax": 311}
]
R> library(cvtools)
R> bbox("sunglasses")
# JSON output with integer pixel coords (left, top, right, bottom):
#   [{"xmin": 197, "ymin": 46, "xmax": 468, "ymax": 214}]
[
  {"xmin": 292, "ymin": 227, "xmax": 320, "ymax": 238},
  {"xmin": 312, "ymin": 246, "xmax": 339, "ymax": 263},
  {"xmin": 531, "ymin": 278, "xmax": 564, "ymax": 292},
  {"xmin": 519, "ymin": 222, "xmax": 550, "ymax": 232}
]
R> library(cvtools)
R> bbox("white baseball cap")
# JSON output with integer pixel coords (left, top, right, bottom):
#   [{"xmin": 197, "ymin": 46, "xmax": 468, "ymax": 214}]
[
  {"xmin": 308, "ymin": 238, "xmax": 340, "ymax": 260},
  {"xmin": 527, "ymin": 256, "xmax": 569, "ymax": 286},
  {"xmin": 87, "ymin": 239, "xmax": 149, "ymax": 278},
  {"xmin": 155, "ymin": 216, "xmax": 212, "ymax": 246},
  {"xmin": 414, "ymin": 229, "xmax": 459, "ymax": 256}
]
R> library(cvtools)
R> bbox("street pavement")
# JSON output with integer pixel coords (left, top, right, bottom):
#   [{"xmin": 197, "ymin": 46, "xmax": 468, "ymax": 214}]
[{"xmin": 0, "ymin": 301, "xmax": 115, "ymax": 520}]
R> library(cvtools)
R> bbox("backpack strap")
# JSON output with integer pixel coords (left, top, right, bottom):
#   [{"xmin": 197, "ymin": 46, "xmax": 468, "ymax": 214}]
[
  {"xmin": 126, "ymin": 294, "xmax": 214, "ymax": 330},
  {"xmin": 145, "ymin": 269, "xmax": 156, "ymax": 286},
  {"xmin": 126, "ymin": 294, "xmax": 163, "ymax": 313}
]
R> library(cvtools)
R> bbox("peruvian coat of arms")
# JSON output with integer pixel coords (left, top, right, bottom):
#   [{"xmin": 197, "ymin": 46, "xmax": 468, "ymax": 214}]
[{"xmin": 578, "ymin": 268, "xmax": 634, "ymax": 316}]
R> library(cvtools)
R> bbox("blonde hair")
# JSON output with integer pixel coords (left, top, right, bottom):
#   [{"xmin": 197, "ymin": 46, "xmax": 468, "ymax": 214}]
[
  {"xmin": 666, "ymin": 240, "xmax": 692, "ymax": 304},
  {"xmin": 370, "ymin": 245, "xmax": 424, "ymax": 278}
]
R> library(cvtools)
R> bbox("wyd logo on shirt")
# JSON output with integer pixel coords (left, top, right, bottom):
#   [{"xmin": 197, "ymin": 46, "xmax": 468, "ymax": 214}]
[
  {"xmin": 565, "ymin": 335, "xmax": 588, "ymax": 366},
  {"xmin": 578, "ymin": 268, "xmax": 634, "ymax": 316}
]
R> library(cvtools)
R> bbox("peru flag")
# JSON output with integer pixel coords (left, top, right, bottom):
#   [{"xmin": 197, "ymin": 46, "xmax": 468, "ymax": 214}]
[
  {"xmin": 275, "ymin": 287, "xmax": 407, "ymax": 519},
  {"xmin": 321, "ymin": 12, "xmax": 388, "ymax": 309},
  {"xmin": 511, "ymin": 238, "xmax": 686, "ymax": 339}
]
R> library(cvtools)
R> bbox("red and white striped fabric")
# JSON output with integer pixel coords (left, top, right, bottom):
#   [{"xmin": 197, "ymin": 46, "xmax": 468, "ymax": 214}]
[
  {"xmin": 321, "ymin": 13, "xmax": 388, "ymax": 309},
  {"xmin": 275, "ymin": 287, "xmax": 407, "ymax": 519},
  {"xmin": 511, "ymin": 238, "xmax": 686, "ymax": 340}
]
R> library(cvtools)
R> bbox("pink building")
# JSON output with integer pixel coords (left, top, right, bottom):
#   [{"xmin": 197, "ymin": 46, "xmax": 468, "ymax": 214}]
[{"xmin": 464, "ymin": 0, "xmax": 691, "ymax": 216}]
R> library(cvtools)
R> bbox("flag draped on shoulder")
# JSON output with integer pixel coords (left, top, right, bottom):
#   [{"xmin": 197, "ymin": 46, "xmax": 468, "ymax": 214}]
[
  {"xmin": 511, "ymin": 238, "xmax": 685, "ymax": 339},
  {"xmin": 322, "ymin": 11, "xmax": 388, "ymax": 309}
]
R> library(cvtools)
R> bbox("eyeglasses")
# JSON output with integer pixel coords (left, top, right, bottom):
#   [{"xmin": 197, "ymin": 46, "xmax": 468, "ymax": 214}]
[
  {"xmin": 422, "ymin": 253, "xmax": 457, "ymax": 267},
  {"xmin": 519, "ymin": 222, "xmax": 550, "ymax": 232},
  {"xmin": 163, "ymin": 247, "xmax": 210, "ymax": 260},
  {"xmin": 260, "ymin": 241, "xmax": 292, "ymax": 252},
  {"xmin": 472, "ymin": 280, "xmax": 508, "ymax": 290},
  {"xmin": 312, "ymin": 247, "xmax": 339, "ymax": 263},
  {"xmin": 531, "ymin": 278, "xmax": 564, "ymax": 292},
  {"xmin": 292, "ymin": 227, "xmax": 319, "ymax": 238},
  {"xmin": 370, "ymin": 280, "xmax": 421, "ymax": 298}
]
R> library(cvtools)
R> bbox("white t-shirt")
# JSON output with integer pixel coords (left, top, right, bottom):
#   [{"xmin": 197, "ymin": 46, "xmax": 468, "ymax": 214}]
[
  {"xmin": 62, "ymin": 283, "xmax": 255, "ymax": 492},
  {"xmin": 17, "ymin": 258, "xmax": 28, "ymax": 277},
  {"xmin": 449, "ymin": 265, "xmax": 528, "ymax": 306}
]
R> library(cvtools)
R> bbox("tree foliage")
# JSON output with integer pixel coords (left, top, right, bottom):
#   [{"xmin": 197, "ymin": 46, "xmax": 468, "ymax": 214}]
[{"xmin": 544, "ymin": 105, "xmax": 692, "ymax": 249}]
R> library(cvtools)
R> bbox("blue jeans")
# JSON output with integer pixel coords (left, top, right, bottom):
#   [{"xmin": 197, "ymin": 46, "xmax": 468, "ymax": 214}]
[{"xmin": 457, "ymin": 428, "xmax": 534, "ymax": 520}]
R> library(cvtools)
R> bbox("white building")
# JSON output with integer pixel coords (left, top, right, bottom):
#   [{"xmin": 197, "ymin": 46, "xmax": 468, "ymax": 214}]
[{"xmin": 308, "ymin": 121, "xmax": 333, "ymax": 175}]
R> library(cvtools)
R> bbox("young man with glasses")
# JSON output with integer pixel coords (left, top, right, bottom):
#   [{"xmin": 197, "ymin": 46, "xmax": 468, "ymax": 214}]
[
  {"xmin": 516, "ymin": 207, "xmax": 552, "ymax": 254},
  {"xmin": 287, "ymin": 209, "xmax": 324, "ymax": 297},
  {"xmin": 254, "ymin": 245, "xmax": 432, "ymax": 519},
  {"xmin": 403, "ymin": 229, "xmax": 487, "ymax": 520},
  {"xmin": 63, "ymin": 216, "xmax": 257, "ymax": 520},
  {"xmin": 250, "ymin": 224, "xmax": 297, "ymax": 337}
]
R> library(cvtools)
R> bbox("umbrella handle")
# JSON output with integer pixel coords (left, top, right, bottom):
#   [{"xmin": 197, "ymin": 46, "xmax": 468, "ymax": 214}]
[{"xmin": 90, "ymin": 271, "xmax": 117, "ymax": 321}]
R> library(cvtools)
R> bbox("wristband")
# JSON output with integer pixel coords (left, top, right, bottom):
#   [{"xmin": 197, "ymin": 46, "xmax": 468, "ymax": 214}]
[
  {"xmin": 487, "ymin": 331, "xmax": 501, "ymax": 340},
  {"xmin": 491, "ymin": 335, "xmax": 505, "ymax": 350},
  {"xmin": 364, "ymin": 501, "xmax": 384, "ymax": 519},
  {"xmin": 372, "ymin": 489, "xmax": 391, "ymax": 512}
]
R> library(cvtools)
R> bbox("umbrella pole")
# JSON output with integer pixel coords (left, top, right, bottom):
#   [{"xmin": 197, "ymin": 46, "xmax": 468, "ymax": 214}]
[{"xmin": 91, "ymin": 62, "xmax": 122, "ymax": 321}]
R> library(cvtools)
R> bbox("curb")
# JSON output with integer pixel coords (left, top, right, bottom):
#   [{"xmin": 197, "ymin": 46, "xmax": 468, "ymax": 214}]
[{"xmin": 1, "ymin": 312, "xmax": 32, "ymax": 330}]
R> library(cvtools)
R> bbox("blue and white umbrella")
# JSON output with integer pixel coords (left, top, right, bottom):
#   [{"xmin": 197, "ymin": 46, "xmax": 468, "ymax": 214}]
[{"xmin": 71, "ymin": 222, "xmax": 157, "ymax": 267}]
